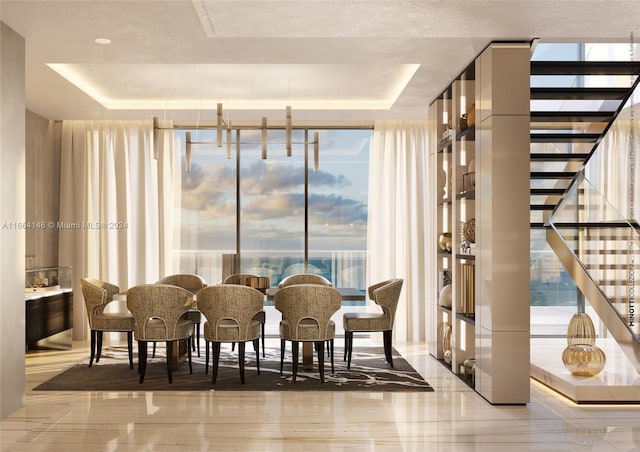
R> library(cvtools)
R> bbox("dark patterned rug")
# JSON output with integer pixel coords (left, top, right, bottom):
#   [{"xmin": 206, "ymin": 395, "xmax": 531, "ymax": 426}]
[{"xmin": 34, "ymin": 344, "xmax": 433, "ymax": 392}]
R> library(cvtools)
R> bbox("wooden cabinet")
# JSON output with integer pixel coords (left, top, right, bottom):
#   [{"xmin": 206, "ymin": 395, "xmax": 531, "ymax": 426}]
[
  {"xmin": 25, "ymin": 291, "xmax": 73, "ymax": 349},
  {"xmin": 430, "ymin": 42, "xmax": 530, "ymax": 404},
  {"xmin": 25, "ymin": 267, "xmax": 73, "ymax": 350}
]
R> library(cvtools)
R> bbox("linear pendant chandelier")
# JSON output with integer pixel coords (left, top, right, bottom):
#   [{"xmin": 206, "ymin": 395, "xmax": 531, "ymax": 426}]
[{"xmin": 154, "ymin": 103, "xmax": 320, "ymax": 173}]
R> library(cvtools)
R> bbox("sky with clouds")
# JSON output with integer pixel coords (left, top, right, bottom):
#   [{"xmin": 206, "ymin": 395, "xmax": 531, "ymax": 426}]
[{"xmin": 178, "ymin": 129, "xmax": 370, "ymax": 254}]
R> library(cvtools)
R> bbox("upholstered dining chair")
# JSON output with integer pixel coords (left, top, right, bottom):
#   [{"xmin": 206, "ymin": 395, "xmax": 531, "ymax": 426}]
[
  {"xmin": 156, "ymin": 274, "xmax": 206, "ymax": 357},
  {"xmin": 278, "ymin": 273, "xmax": 332, "ymax": 288},
  {"xmin": 343, "ymin": 278, "xmax": 404, "ymax": 369},
  {"xmin": 126, "ymin": 284, "xmax": 195, "ymax": 383},
  {"xmin": 275, "ymin": 284, "xmax": 341, "ymax": 383},
  {"xmin": 223, "ymin": 273, "xmax": 266, "ymax": 357},
  {"xmin": 197, "ymin": 284, "xmax": 264, "ymax": 384},
  {"xmin": 278, "ymin": 273, "xmax": 334, "ymax": 359},
  {"xmin": 80, "ymin": 278, "xmax": 135, "ymax": 369}
]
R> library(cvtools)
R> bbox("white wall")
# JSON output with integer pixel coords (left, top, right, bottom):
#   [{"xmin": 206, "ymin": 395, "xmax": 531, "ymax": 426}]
[
  {"xmin": 0, "ymin": 22, "xmax": 26, "ymax": 418},
  {"xmin": 26, "ymin": 110, "xmax": 61, "ymax": 267}
]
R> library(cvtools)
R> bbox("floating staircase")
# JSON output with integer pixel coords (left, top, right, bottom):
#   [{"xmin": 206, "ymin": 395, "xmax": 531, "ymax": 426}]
[{"xmin": 530, "ymin": 56, "xmax": 640, "ymax": 371}]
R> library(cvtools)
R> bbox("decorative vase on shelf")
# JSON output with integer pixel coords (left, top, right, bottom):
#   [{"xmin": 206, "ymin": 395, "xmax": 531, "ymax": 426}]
[
  {"xmin": 438, "ymin": 232, "xmax": 452, "ymax": 253},
  {"xmin": 437, "ymin": 166, "xmax": 446, "ymax": 201},
  {"xmin": 562, "ymin": 312, "xmax": 605, "ymax": 377},
  {"xmin": 438, "ymin": 284, "xmax": 452, "ymax": 308},
  {"xmin": 442, "ymin": 324, "xmax": 453, "ymax": 364}
]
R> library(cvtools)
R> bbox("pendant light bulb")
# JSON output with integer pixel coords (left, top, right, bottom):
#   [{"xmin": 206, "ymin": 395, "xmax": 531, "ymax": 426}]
[
  {"xmin": 261, "ymin": 117, "xmax": 267, "ymax": 159},
  {"xmin": 313, "ymin": 131, "xmax": 319, "ymax": 172},
  {"xmin": 216, "ymin": 103, "xmax": 223, "ymax": 147},
  {"xmin": 226, "ymin": 123, "xmax": 232, "ymax": 159},
  {"xmin": 185, "ymin": 131, "xmax": 192, "ymax": 172},
  {"xmin": 152, "ymin": 116, "xmax": 160, "ymax": 160},
  {"xmin": 286, "ymin": 106, "xmax": 292, "ymax": 157}
]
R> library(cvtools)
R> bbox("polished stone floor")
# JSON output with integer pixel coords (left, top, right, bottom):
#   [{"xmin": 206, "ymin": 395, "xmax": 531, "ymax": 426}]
[{"xmin": 2, "ymin": 338, "xmax": 640, "ymax": 451}]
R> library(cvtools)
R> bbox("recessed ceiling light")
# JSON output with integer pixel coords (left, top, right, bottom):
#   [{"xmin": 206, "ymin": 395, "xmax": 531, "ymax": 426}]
[{"xmin": 94, "ymin": 38, "xmax": 111, "ymax": 45}]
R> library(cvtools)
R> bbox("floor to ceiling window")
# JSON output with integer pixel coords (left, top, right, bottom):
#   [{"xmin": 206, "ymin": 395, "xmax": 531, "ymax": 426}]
[{"xmin": 174, "ymin": 126, "xmax": 371, "ymax": 289}]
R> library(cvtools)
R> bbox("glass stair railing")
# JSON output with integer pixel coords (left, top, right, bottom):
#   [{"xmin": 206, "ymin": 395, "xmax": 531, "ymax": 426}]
[{"xmin": 547, "ymin": 173, "xmax": 640, "ymax": 372}]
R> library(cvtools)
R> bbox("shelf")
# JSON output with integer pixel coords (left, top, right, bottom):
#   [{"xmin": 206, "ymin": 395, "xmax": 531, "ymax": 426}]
[
  {"xmin": 438, "ymin": 138, "xmax": 452, "ymax": 153},
  {"xmin": 456, "ymin": 189, "xmax": 475, "ymax": 200},
  {"xmin": 456, "ymin": 312, "xmax": 476, "ymax": 325},
  {"xmin": 456, "ymin": 125, "xmax": 475, "ymax": 141},
  {"xmin": 456, "ymin": 254, "xmax": 476, "ymax": 260},
  {"xmin": 438, "ymin": 305, "xmax": 453, "ymax": 313},
  {"xmin": 438, "ymin": 196, "xmax": 452, "ymax": 205}
]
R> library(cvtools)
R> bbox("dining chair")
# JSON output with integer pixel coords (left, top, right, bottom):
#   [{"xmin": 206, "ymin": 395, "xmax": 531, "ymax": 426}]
[
  {"xmin": 223, "ymin": 273, "xmax": 266, "ymax": 357},
  {"xmin": 343, "ymin": 278, "xmax": 404, "ymax": 369},
  {"xmin": 126, "ymin": 284, "xmax": 195, "ymax": 383},
  {"xmin": 156, "ymin": 274, "xmax": 206, "ymax": 357},
  {"xmin": 80, "ymin": 278, "xmax": 135, "ymax": 369},
  {"xmin": 197, "ymin": 284, "xmax": 263, "ymax": 384},
  {"xmin": 278, "ymin": 273, "xmax": 334, "ymax": 359},
  {"xmin": 278, "ymin": 273, "xmax": 332, "ymax": 288},
  {"xmin": 275, "ymin": 284, "xmax": 341, "ymax": 383}
]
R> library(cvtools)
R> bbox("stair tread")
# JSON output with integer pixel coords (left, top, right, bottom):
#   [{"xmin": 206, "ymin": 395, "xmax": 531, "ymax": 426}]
[
  {"xmin": 530, "ymin": 188, "xmax": 566, "ymax": 195},
  {"xmin": 530, "ymin": 111, "xmax": 616, "ymax": 122},
  {"xmin": 531, "ymin": 61, "xmax": 640, "ymax": 76},
  {"xmin": 531, "ymin": 171, "xmax": 576, "ymax": 179},
  {"xmin": 530, "ymin": 132, "xmax": 601, "ymax": 142},
  {"xmin": 530, "ymin": 87, "xmax": 629, "ymax": 100},
  {"xmin": 530, "ymin": 153, "xmax": 590, "ymax": 160}
]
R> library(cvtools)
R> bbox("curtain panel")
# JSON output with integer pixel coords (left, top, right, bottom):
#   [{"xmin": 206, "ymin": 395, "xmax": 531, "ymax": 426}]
[
  {"xmin": 367, "ymin": 121, "xmax": 430, "ymax": 341},
  {"xmin": 58, "ymin": 120, "xmax": 176, "ymax": 340}
]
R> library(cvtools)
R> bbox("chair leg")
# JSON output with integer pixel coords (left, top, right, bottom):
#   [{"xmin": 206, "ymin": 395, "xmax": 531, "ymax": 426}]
[
  {"xmin": 384, "ymin": 330, "xmax": 394, "ymax": 368},
  {"xmin": 96, "ymin": 331, "xmax": 103, "ymax": 362},
  {"xmin": 205, "ymin": 341, "xmax": 210, "ymax": 375},
  {"xmin": 317, "ymin": 341, "xmax": 325, "ymax": 384},
  {"xmin": 166, "ymin": 341, "xmax": 173, "ymax": 383},
  {"xmin": 292, "ymin": 341, "xmax": 299, "ymax": 383},
  {"xmin": 152, "ymin": 342, "xmax": 156, "ymax": 358},
  {"xmin": 187, "ymin": 337, "xmax": 193, "ymax": 374},
  {"xmin": 330, "ymin": 339, "xmax": 335, "ymax": 373},
  {"xmin": 232, "ymin": 342, "xmax": 235, "ymax": 352},
  {"xmin": 343, "ymin": 333, "xmax": 348, "ymax": 361},
  {"xmin": 239, "ymin": 342, "xmax": 246, "ymax": 384},
  {"xmin": 347, "ymin": 331, "xmax": 353, "ymax": 369},
  {"xmin": 89, "ymin": 330, "xmax": 96, "ymax": 367},
  {"xmin": 280, "ymin": 339, "xmax": 285, "ymax": 375},
  {"xmin": 261, "ymin": 322, "xmax": 265, "ymax": 358},
  {"xmin": 196, "ymin": 324, "xmax": 200, "ymax": 357},
  {"xmin": 212, "ymin": 342, "xmax": 221, "ymax": 384},
  {"xmin": 127, "ymin": 331, "xmax": 133, "ymax": 370},
  {"xmin": 139, "ymin": 341, "xmax": 148, "ymax": 383},
  {"xmin": 327, "ymin": 340, "xmax": 330, "ymax": 357},
  {"xmin": 254, "ymin": 338, "xmax": 260, "ymax": 375}
]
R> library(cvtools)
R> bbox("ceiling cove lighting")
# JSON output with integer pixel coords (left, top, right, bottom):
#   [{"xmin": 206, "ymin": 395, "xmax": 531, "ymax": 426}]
[{"xmin": 164, "ymin": 103, "xmax": 321, "ymax": 170}]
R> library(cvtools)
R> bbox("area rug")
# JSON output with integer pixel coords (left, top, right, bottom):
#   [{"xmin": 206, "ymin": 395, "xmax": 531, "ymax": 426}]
[{"xmin": 34, "ymin": 344, "xmax": 433, "ymax": 392}]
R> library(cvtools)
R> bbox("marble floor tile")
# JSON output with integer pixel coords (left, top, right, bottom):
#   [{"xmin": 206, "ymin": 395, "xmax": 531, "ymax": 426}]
[{"xmin": 1, "ymin": 338, "xmax": 639, "ymax": 451}]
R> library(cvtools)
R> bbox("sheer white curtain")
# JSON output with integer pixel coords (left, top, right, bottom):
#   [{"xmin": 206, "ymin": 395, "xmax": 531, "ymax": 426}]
[
  {"xmin": 367, "ymin": 120, "xmax": 430, "ymax": 341},
  {"xmin": 58, "ymin": 120, "xmax": 177, "ymax": 340}
]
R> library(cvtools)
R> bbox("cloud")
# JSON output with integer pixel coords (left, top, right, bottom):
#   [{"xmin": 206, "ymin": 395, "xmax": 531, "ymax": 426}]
[
  {"xmin": 241, "ymin": 161, "xmax": 350, "ymax": 195},
  {"xmin": 308, "ymin": 193, "xmax": 367, "ymax": 224},
  {"xmin": 180, "ymin": 162, "xmax": 235, "ymax": 217}
]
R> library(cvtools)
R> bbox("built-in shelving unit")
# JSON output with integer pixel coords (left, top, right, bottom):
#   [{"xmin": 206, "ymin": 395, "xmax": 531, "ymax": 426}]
[{"xmin": 429, "ymin": 42, "xmax": 531, "ymax": 405}]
